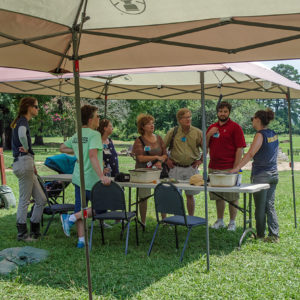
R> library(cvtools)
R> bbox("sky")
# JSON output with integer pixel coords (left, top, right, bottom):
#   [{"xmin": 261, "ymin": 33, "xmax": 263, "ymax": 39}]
[{"xmin": 254, "ymin": 59, "xmax": 300, "ymax": 73}]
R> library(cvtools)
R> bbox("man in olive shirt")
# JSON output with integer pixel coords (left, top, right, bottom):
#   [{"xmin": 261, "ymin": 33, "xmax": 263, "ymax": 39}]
[{"xmin": 164, "ymin": 108, "xmax": 203, "ymax": 216}]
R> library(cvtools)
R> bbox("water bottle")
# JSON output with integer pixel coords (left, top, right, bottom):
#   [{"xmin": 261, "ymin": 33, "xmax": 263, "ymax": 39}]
[
  {"xmin": 236, "ymin": 169, "xmax": 242, "ymax": 186},
  {"xmin": 106, "ymin": 163, "xmax": 112, "ymax": 177}
]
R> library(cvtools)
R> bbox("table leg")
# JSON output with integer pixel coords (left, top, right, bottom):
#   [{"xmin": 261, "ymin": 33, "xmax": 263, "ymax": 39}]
[{"xmin": 238, "ymin": 193, "xmax": 256, "ymax": 249}]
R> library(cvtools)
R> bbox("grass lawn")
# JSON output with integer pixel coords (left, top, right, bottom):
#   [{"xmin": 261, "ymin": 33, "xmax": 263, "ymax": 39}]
[{"xmin": 1, "ymin": 140, "xmax": 300, "ymax": 299}]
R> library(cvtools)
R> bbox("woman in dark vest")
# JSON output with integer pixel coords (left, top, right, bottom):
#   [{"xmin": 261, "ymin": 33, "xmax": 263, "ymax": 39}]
[
  {"xmin": 11, "ymin": 97, "xmax": 46, "ymax": 241},
  {"xmin": 231, "ymin": 109, "xmax": 279, "ymax": 242}
]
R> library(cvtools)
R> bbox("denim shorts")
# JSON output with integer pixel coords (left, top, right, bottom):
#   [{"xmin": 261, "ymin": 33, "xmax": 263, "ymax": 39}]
[{"xmin": 74, "ymin": 184, "xmax": 91, "ymax": 213}]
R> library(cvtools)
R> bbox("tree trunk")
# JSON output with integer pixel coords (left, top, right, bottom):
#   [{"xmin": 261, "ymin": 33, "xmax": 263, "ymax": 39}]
[
  {"xmin": 33, "ymin": 135, "xmax": 44, "ymax": 145},
  {"xmin": 4, "ymin": 126, "xmax": 12, "ymax": 150}
]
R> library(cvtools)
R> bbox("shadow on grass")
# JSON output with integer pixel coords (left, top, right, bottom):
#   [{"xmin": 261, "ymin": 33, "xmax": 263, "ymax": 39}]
[{"xmin": 0, "ymin": 209, "xmax": 248, "ymax": 298}]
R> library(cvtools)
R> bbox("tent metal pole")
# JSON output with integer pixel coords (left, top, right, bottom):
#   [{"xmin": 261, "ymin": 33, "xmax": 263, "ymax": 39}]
[
  {"xmin": 104, "ymin": 82, "xmax": 108, "ymax": 118},
  {"xmin": 286, "ymin": 89, "xmax": 297, "ymax": 228},
  {"xmin": 72, "ymin": 2, "xmax": 93, "ymax": 298},
  {"xmin": 200, "ymin": 71, "xmax": 210, "ymax": 271}
]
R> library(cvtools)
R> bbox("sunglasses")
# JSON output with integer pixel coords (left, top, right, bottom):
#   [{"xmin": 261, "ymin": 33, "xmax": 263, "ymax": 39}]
[{"xmin": 32, "ymin": 105, "xmax": 39, "ymax": 109}]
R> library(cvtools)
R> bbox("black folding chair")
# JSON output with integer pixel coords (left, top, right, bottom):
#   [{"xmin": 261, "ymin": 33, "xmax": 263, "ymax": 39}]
[
  {"xmin": 148, "ymin": 182, "xmax": 206, "ymax": 262},
  {"xmin": 89, "ymin": 181, "xmax": 139, "ymax": 255},
  {"xmin": 37, "ymin": 175, "xmax": 75, "ymax": 236}
]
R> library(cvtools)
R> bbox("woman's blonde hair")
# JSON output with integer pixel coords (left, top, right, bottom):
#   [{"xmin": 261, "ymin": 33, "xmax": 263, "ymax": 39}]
[
  {"xmin": 137, "ymin": 113, "xmax": 155, "ymax": 135},
  {"xmin": 10, "ymin": 97, "xmax": 37, "ymax": 128}
]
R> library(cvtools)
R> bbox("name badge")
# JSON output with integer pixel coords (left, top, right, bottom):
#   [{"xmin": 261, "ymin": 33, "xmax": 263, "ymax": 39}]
[
  {"xmin": 144, "ymin": 146, "xmax": 151, "ymax": 151},
  {"xmin": 181, "ymin": 137, "xmax": 186, "ymax": 142},
  {"xmin": 103, "ymin": 148, "xmax": 111, "ymax": 155},
  {"xmin": 213, "ymin": 132, "xmax": 220, "ymax": 138}
]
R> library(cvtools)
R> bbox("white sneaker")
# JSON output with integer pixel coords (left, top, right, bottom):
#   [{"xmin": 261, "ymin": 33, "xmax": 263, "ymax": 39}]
[
  {"xmin": 227, "ymin": 222, "xmax": 236, "ymax": 231},
  {"xmin": 211, "ymin": 219, "xmax": 225, "ymax": 229}
]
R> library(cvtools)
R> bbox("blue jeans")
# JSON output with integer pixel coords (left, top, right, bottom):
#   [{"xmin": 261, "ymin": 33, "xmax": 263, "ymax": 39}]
[{"xmin": 251, "ymin": 170, "xmax": 279, "ymax": 238}]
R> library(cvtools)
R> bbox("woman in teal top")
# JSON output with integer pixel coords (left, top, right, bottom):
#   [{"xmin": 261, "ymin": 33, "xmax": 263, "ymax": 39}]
[{"xmin": 60, "ymin": 105, "xmax": 111, "ymax": 248}]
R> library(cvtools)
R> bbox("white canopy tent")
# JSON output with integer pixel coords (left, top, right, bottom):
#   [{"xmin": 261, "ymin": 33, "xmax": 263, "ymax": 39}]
[
  {"xmin": 1, "ymin": 1, "xmax": 300, "ymax": 295},
  {"xmin": 1, "ymin": 63, "xmax": 300, "ymax": 99},
  {"xmin": 0, "ymin": 1, "xmax": 300, "ymax": 72},
  {"xmin": 1, "ymin": 62, "xmax": 299, "ymax": 273}
]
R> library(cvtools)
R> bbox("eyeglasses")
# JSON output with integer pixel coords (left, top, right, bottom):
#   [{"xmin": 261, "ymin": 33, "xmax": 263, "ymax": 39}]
[{"xmin": 32, "ymin": 105, "xmax": 39, "ymax": 109}]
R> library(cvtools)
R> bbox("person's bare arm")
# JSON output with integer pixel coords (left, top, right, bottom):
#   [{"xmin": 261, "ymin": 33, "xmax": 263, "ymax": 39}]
[
  {"xmin": 206, "ymin": 127, "xmax": 218, "ymax": 151},
  {"xmin": 230, "ymin": 133, "xmax": 263, "ymax": 173},
  {"xmin": 233, "ymin": 147, "xmax": 244, "ymax": 169},
  {"xmin": 89, "ymin": 149, "xmax": 110, "ymax": 185},
  {"xmin": 60, "ymin": 144, "xmax": 74, "ymax": 155}
]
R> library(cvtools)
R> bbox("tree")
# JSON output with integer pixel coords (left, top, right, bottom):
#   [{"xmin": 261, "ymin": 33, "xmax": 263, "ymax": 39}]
[
  {"xmin": 0, "ymin": 93, "xmax": 17, "ymax": 150},
  {"xmin": 270, "ymin": 64, "xmax": 300, "ymax": 134}
]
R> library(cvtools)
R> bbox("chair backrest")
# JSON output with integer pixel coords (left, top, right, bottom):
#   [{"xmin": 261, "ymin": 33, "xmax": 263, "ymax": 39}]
[
  {"xmin": 154, "ymin": 182, "xmax": 187, "ymax": 221},
  {"xmin": 91, "ymin": 181, "xmax": 126, "ymax": 212}
]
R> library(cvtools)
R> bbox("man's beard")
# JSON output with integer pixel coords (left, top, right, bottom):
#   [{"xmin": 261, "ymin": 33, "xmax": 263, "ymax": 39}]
[{"xmin": 218, "ymin": 115, "xmax": 229, "ymax": 122}]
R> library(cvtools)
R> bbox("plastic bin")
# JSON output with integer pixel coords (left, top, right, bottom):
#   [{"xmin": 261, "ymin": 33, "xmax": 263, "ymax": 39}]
[{"xmin": 0, "ymin": 185, "xmax": 16, "ymax": 209}]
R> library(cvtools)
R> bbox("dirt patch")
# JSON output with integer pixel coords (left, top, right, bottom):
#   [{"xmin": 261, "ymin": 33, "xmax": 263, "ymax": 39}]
[{"xmin": 243, "ymin": 161, "xmax": 300, "ymax": 171}]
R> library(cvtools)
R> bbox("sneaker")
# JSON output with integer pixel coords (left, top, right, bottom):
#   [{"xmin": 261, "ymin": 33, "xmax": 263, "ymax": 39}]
[
  {"xmin": 76, "ymin": 241, "xmax": 85, "ymax": 248},
  {"xmin": 227, "ymin": 222, "xmax": 236, "ymax": 231},
  {"xmin": 211, "ymin": 219, "xmax": 225, "ymax": 229},
  {"xmin": 60, "ymin": 214, "xmax": 74, "ymax": 237}
]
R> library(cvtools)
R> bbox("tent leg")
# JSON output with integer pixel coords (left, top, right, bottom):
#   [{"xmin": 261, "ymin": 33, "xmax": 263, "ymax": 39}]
[
  {"xmin": 200, "ymin": 71, "xmax": 210, "ymax": 272},
  {"xmin": 72, "ymin": 5, "xmax": 93, "ymax": 298},
  {"xmin": 286, "ymin": 90, "xmax": 297, "ymax": 228}
]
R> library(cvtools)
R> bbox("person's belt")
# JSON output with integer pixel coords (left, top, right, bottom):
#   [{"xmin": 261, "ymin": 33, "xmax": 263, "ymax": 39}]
[{"xmin": 173, "ymin": 162, "xmax": 192, "ymax": 168}]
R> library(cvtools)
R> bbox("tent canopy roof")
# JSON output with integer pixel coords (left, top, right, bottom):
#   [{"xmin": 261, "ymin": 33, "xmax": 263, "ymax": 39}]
[
  {"xmin": 1, "ymin": 62, "xmax": 300, "ymax": 100},
  {"xmin": 0, "ymin": 1, "xmax": 300, "ymax": 72}
]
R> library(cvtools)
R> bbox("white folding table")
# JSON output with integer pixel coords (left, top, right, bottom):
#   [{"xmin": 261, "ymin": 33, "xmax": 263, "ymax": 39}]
[{"xmin": 41, "ymin": 174, "xmax": 269, "ymax": 247}]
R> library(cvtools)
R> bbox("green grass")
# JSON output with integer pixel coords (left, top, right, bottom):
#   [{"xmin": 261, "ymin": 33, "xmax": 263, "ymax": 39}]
[{"xmin": 1, "ymin": 149, "xmax": 300, "ymax": 299}]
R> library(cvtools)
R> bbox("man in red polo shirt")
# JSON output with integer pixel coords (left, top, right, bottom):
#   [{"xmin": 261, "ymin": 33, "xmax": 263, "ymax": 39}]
[{"xmin": 207, "ymin": 101, "xmax": 246, "ymax": 231}]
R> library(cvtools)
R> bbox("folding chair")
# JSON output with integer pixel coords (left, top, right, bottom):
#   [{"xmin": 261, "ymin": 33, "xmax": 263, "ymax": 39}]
[
  {"xmin": 148, "ymin": 182, "xmax": 206, "ymax": 262},
  {"xmin": 89, "ymin": 181, "xmax": 139, "ymax": 255},
  {"xmin": 37, "ymin": 175, "xmax": 75, "ymax": 236}
]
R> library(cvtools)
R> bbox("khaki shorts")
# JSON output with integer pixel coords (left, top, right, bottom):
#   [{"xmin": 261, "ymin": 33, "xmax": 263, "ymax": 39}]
[
  {"xmin": 138, "ymin": 188, "xmax": 151, "ymax": 199},
  {"xmin": 169, "ymin": 165, "xmax": 200, "ymax": 196},
  {"xmin": 208, "ymin": 168, "xmax": 239, "ymax": 202}
]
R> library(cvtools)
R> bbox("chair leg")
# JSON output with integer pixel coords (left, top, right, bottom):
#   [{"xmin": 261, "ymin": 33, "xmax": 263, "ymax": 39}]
[
  {"xmin": 125, "ymin": 221, "xmax": 131, "ymax": 255},
  {"xmin": 100, "ymin": 220, "xmax": 105, "ymax": 244},
  {"xmin": 180, "ymin": 228, "xmax": 192, "ymax": 262},
  {"xmin": 120, "ymin": 220, "xmax": 124, "ymax": 240},
  {"xmin": 89, "ymin": 221, "xmax": 94, "ymax": 252},
  {"xmin": 147, "ymin": 223, "xmax": 160, "ymax": 257},
  {"xmin": 135, "ymin": 217, "xmax": 139, "ymax": 246},
  {"xmin": 42, "ymin": 213, "xmax": 55, "ymax": 236},
  {"xmin": 175, "ymin": 225, "xmax": 179, "ymax": 249}
]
